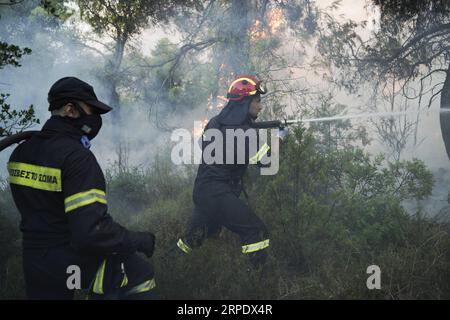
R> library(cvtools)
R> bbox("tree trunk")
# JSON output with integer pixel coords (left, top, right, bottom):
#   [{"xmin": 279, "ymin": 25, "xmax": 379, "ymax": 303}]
[
  {"xmin": 107, "ymin": 35, "xmax": 127, "ymax": 125},
  {"xmin": 439, "ymin": 63, "xmax": 450, "ymax": 161},
  {"xmin": 216, "ymin": 0, "xmax": 252, "ymax": 77}
]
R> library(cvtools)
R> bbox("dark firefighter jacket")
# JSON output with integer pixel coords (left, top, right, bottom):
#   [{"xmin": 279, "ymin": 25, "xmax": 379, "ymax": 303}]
[
  {"xmin": 194, "ymin": 97, "xmax": 270, "ymax": 196},
  {"xmin": 8, "ymin": 116, "xmax": 141, "ymax": 254}
]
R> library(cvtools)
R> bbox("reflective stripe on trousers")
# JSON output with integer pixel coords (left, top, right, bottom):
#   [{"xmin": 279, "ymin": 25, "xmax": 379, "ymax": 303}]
[
  {"xmin": 242, "ymin": 239, "xmax": 270, "ymax": 253},
  {"xmin": 92, "ymin": 259, "xmax": 107, "ymax": 294},
  {"xmin": 92, "ymin": 259, "xmax": 129, "ymax": 295},
  {"xmin": 177, "ymin": 238, "xmax": 192, "ymax": 254},
  {"xmin": 125, "ymin": 279, "xmax": 156, "ymax": 296},
  {"xmin": 91, "ymin": 258, "xmax": 154, "ymax": 296}
]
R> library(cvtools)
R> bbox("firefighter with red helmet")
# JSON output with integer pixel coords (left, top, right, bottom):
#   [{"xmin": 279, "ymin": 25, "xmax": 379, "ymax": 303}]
[{"xmin": 176, "ymin": 75, "xmax": 271, "ymax": 267}]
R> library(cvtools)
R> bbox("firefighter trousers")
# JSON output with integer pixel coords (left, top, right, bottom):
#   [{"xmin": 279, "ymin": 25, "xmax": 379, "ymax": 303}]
[
  {"xmin": 178, "ymin": 190, "xmax": 270, "ymax": 267},
  {"xmin": 22, "ymin": 245, "xmax": 155, "ymax": 300}
]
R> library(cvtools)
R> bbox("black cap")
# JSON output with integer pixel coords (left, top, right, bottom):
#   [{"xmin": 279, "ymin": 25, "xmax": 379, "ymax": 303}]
[{"xmin": 48, "ymin": 77, "xmax": 112, "ymax": 114}]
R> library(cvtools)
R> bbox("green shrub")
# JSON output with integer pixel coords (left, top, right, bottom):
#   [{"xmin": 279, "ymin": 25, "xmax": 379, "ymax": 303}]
[{"xmin": 0, "ymin": 125, "xmax": 449, "ymax": 299}]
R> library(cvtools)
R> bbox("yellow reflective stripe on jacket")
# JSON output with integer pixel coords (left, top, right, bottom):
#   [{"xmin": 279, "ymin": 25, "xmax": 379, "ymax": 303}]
[
  {"xmin": 177, "ymin": 238, "xmax": 192, "ymax": 254},
  {"xmin": 64, "ymin": 189, "xmax": 107, "ymax": 213},
  {"xmin": 249, "ymin": 143, "xmax": 270, "ymax": 164},
  {"xmin": 125, "ymin": 279, "xmax": 156, "ymax": 296},
  {"xmin": 7, "ymin": 162, "xmax": 62, "ymax": 192},
  {"xmin": 242, "ymin": 239, "xmax": 270, "ymax": 254},
  {"xmin": 92, "ymin": 259, "xmax": 107, "ymax": 294}
]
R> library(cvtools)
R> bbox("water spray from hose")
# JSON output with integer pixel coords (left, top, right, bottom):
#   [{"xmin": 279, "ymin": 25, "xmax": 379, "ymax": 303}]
[{"xmin": 252, "ymin": 108, "xmax": 450, "ymax": 128}]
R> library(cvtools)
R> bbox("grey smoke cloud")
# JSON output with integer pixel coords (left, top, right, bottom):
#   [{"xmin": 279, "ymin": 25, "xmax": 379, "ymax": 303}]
[{"xmin": 1, "ymin": 1, "xmax": 449, "ymax": 216}]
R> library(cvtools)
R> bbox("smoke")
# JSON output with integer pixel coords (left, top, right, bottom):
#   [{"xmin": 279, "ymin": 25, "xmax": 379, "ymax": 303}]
[
  {"xmin": 0, "ymin": 6, "xmax": 195, "ymax": 178},
  {"xmin": 1, "ymin": 1, "xmax": 449, "ymax": 216}
]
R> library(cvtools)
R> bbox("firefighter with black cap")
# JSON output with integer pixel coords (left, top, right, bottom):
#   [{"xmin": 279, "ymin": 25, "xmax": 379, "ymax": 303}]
[
  {"xmin": 176, "ymin": 75, "xmax": 271, "ymax": 267},
  {"xmin": 7, "ymin": 77, "xmax": 156, "ymax": 299}
]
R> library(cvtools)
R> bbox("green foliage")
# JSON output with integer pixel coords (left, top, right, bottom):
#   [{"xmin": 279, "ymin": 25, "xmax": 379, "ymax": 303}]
[
  {"xmin": 0, "ymin": 29, "xmax": 39, "ymax": 137},
  {"xmin": 0, "ymin": 123, "xmax": 448, "ymax": 298},
  {"xmin": 315, "ymin": 1, "xmax": 450, "ymax": 161},
  {"xmin": 373, "ymin": 0, "xmax": 450, "ymax": 23},
  {"xmin": 37, "ymin": 0, "xmax": 74, "ymax": 20},
  {"xmin": 105, "ymin": 151, "xmax": 193, "ymax": 223},
  {"xmin": 77, "ymin": 0, "xmax": 203, "ymax": 39},
  {"xmin": 121, "ymin": 38, "xmax": 215, "ymax": 124},
  {"xmin": 95, "ymin": 123, "xmax": 447, "ymax": 299},
  {"xmin": 0, "ymin": 183, "xmax": 23, "ymax": 299},
  {"xmin": 0, "ymin": 0, "xmax": 449, "ymax": 300},
  {"xmin": 0, "ymin": 93, "xmax": 39, "ymax": 137},
  {"xmin": 74, "ymin": 0, "xmax": 204, "ymax": 120},
  {"xmin": 242, "ymin": 127, "xmax": 446, "ymax": 299},
  {"xmin": 317, "ymin": 0, "xmax": 450, "ymax": 94},
  {"xmin": 0, "ymin": 41, "xmax": 31, "ymax": 69}
]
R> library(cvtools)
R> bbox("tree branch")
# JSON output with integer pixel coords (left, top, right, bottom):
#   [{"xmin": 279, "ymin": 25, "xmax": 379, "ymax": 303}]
[
  {"xmin": 0, "ymin": 0, "xmax": 24, "ymax": 5},
  {"xmin": 139, "ymin": 38, "xmax": 219, "ymax": 70},
  {"xmin": 426, "ymin": 85, "xmax": 443, "ymax": 109}
]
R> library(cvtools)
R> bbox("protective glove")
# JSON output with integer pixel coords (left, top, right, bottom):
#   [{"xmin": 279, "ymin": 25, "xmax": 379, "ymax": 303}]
[
  {"xmin": 134, "ymin": 232, "xmax": 156, "ymax": 258},
  {"xmin": 277, "ymin": 127, "xmax": 289, "ymax": 140}
]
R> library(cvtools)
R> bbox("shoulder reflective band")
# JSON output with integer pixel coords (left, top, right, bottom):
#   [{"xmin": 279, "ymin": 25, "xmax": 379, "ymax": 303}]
[
  {"xmin": 125, "ymin": 279, "xmax": 156, "ymax": 296},
  {"xmin": 92, "ymin": 259, "xmax": 106, "ymax": 294},
  {"xmin": 249, "ymin": 143, "xmax": 270, "ymax": 164},
  {"xmin": 242, "ymin": 239, "xmax": 270, "ymax": 254},
  {"xmin": 177, "ymin": 238, "xmax": 192, "ymax": 254},
  {"xmin": 64, "ymin": 189, "xmax": 107, "ymax": 213},
  {"xmin": 8, "ymin": 162, "xmax": 62, "ymax": 192}
]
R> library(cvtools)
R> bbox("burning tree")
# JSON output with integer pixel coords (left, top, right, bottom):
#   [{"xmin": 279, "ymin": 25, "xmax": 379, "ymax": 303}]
[{"xmin": 137, "ymin": 0, "xmax": 320, "ymax": 132}]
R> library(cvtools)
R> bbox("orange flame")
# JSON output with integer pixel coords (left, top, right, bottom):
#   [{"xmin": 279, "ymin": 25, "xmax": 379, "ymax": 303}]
[
  {"xmin": 207, "ymin": 94, "xmax": 214, "ymax": 110},
  {"xmin": 250, "ymin": 8, "xmax": 286, "ymax": 40},
  {"xmin": 250, "ymin": 20, "xmax": 267, "ymax": 40},
  {"xmin": 268, "ymin": 8, "xmax": 285, "ymax": 34}
]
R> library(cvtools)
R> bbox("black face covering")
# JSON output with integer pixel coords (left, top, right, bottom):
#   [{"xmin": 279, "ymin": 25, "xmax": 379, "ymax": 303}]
[
  {"xmin": 67, "ymin": 102, "xmax": 103, "ymax": 140},
  {"xmin": 217, "ymin": 96, "xmax": 254, "ymax": 126},
  {"xmin": 70, "ymin": 114, "xmax": 102, "ymax": 140}
]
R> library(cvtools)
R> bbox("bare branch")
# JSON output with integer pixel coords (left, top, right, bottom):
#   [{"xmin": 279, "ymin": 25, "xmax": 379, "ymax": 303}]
[
  {"xmin": 427, "ymin": 85, "xmax": 444, "ymax": 109},
  {"xmin": 366, "ymin": 23, "xmax": 450, "ymax": 66}
]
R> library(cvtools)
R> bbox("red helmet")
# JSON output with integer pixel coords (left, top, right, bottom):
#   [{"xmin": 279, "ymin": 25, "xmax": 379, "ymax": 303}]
[{"xmin": 226, "ymin": 75, "xmax": 267, "ymax": 101}]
